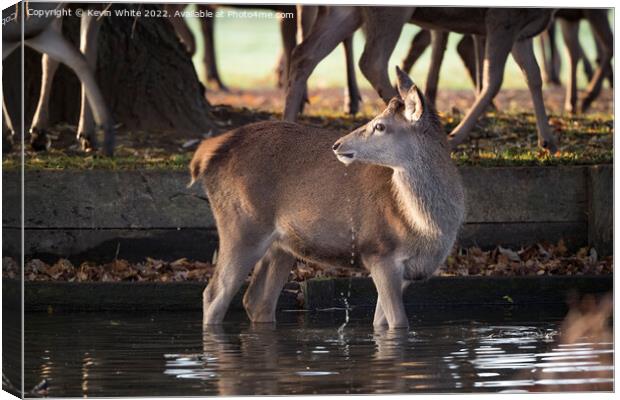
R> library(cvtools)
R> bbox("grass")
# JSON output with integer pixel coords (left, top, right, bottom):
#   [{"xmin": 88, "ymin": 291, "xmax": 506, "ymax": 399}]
[{"xmin": 3, "ymin": 109, "xmax": 612, "ymax": 170}]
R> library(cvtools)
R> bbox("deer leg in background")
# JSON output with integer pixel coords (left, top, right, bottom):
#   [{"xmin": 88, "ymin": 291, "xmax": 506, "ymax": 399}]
[
  {"xmin": 284, "ymin": 7, "xmax": 361, "ymax": 120},
  {"xmin": 448, "ymin": 31, "xmax": 513, "ymax": 148},
  {"xmin": 358, "ymin": 8, "xmax": 413, "ymax": 103},
  {"xmin": 2, "ymin": 40, "xmax": 19, "ymax": 152},
  {"xmin": 25, "ymin": 21, "xmax": 115, "ymax": 156},
  {"xmin": 510, "ymin": 38, "xmax": 558, "ymax": 152},
  {"xmin": 424, "ymin": 30, "xmax": 448, "ymax": 108},
  {"xmin": 581, "ymin": 10, "xmax": 613, "ymax": 113},
  {"xmin": 29, "ymin": 17, "xmax": 61, "ymax": 152},
  {"xmin": 559, "ymin": 18, "xmax": 580, "ymax": 114},
  {"xmin": 198, "ymin": 4, "xmax": 228, "ymax": 91},
  {"xmin": 343, "ymin": 35, "xmax": 362, "ymax": 115},
  {"xmin": 472, "ymin": 34, "xmax": 485, "ymax": 95},
  {"xmin": 76, "ymin": 12, "xmax": 104, "ymax": 152},
  {"xmin": 243, "ymin": 247, "xmax": 295, "ymax": 323},
  {"xmin": 277, "ymin": 12, "xmax": 297, "ymax": 89},
  {"xmin": 539, "ymin": 21, "xmax": 562, "ymax": 86},
  {"xmin": 401, "ymin": 29, "xmax": 431, "ymax": 74},
  {"xmin": 29, "ymin": 54, "xmax": 59, "ymax": 151},
  {"xmin": 165, "ymin": 4, "xmax": 196, "ymax": 55},
  {"xmin": 580, "ymin": 44, "xmax": 594, "ymax": 82},
  {"xmin": 456, "ymin": 35, "xmax": 477, "ymax": 88},
  {"xmin": 593, "ymin": 36, "xmax": 613, "ymax": 88}
]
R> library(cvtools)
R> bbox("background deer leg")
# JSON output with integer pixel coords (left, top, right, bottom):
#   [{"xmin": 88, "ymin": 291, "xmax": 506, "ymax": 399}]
[
  {"xmin": 284, "ymin": 7, "xmax": 360, "ymax": 120},
  {"xmin": 165, "ymin": 4, "xmax": 196, "ymax": 55},
  {"xmin": 581, "ymin": 11, "xmax": 613, "ymax": 113},
  {"xmin": 243, "ymin": 247, "xmax": 295, "ymax": 323},
  {"xmin": 25, "ymin": 22, "xmax": 115, "ymax": 156},
  {"xmin": 198, "ymin": 4, "xmax": 228, "ymax": 91},
  {"xmin": 343, "ymin": 35, "xmax": 361, "ymax": 115},
  {"xmin": 368, "ymin": 257, "xmax": 408, "ymax": 329},
  {"xmin": 401, "ymin": 29, "xmax": 431, "ymax": 74},
  {"xmin": 76, "ymin": 13, "xmax": 104, "ymax": 152},
  {"xmin": 29, "ymin": 54, "xmax": 59, "ymax": 151},
  {"xmin": 456, "ymin": 35, "xmax": 477, "ymax": 88},
  {"xmin": 358, "ymin": 9, "xmax": 412, "ymax": 102},
  {"xmin": 29, "ymin": 17, "xmax": 62, "ymax": 152},
  {"xmin": 277, "ymin": 13, "xmax": 297, "ymax": 89},
  {"xmin": 448, "ymin": 33, "xmax": 512, "ymax": 148},
  {"xmin": 511, "ymin": 38, "xmax": 558, "ymax": 152},
  {"xmin": 559, "ymin": 18, "xmax": 580, "ymax": 114},
  {"xmin": 3, "ymin": 41, "xmax": 20, "ymax": 152},
  {"xmin": 424, "ymin": 30, "xmax": 448, "ymax": 108}
]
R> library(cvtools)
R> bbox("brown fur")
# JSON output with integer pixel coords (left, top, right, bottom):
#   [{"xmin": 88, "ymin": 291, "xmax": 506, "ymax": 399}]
[{"xmin": 194, "ymin": 70, "xmax": 464, "ymax": 327}]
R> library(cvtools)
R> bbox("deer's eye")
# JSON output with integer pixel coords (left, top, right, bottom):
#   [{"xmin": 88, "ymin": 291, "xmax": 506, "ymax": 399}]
[{"xmin": 374, "ymin": 123, "xmax": 385, "ymax": 132}]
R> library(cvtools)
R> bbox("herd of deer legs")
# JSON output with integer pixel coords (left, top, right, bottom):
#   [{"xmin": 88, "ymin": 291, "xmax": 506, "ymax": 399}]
[{"xmin": 1, "ymin": 5, "xmax": 614, "ymax": 156}]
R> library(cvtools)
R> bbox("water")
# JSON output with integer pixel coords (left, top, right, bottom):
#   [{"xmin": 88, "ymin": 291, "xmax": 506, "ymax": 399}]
[{"xmin": 24, "ymin": 306, "xmax": 613, "ymax": 396}]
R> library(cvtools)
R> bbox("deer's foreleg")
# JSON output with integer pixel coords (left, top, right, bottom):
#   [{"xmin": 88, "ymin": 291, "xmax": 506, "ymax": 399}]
[
  {"xmin": 283, "ymin": 7, "xmax": 361, "ymax": 120},
  {"xmin": 25, "ymin": 19, "xmax": 115, "ymax": 156},
  {"xmin": 29, "ymin": 54, "xmax": 59, "ymax": 151},
  {"xmin": 76, "ymin": 12, "xmax": 105, "ymax": 153},
  {"xmin": 368, "ymin": 257, "xmax": 409, "ymax": 329},
  {"xmin": 358, "ymin": 8, "xmax": 413, "ymax": 103},
  {"xmin": 29, "ymin": 17, "xmax": 61, "ymax": 152},
  {"xmin": 449, "ymin": 33, "xmax": 512, "ymax": 148},
  {"xmin": 424, "ymin": 30, "xmax": 448, "ymax": 108},
  {"xmin": 198, "ymin": 4, "xmax": 227, "ymax": 91},
  {"xmin": 457, "ymin": 35, "xmax": 477, "ymax": 88},
  {"xmin": 581, "ymin": 10, "xmax": 613, "ymax": 113},
  {"xmin": 165, "ymin": 4, "xmax": 196, "ymax": 55},
  {"xmin": 511, "ymin": 38, "xmax": 558, "ymax": 152},
  {"xmin": 2, "ymin": 40, "xmax": 20, "ymax": 152},
  {"xmin": 401, "ymin": 29, "xmax": 431, "ymax": 74},
  {"xmin": 343, "ymin": 35, "xmax": 361, "ymax": 115},
  {"xmin": 277, "ymin": 12, "xmax": 297, "ymax": 89},
  {"xmin": 559, "ymin": 18, "xmax": 580, "ymax": 114}
]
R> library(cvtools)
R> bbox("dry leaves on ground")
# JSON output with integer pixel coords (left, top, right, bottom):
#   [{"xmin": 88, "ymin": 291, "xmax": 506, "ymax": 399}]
[{"xmin": 2, "ymin": 240, "xmax": 611, "ymax": 283}]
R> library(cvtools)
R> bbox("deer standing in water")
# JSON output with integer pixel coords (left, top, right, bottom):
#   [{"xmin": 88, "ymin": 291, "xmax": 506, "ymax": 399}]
[{"xmin": 189, "ymin": 68, "xmax": 465, "ymax": 329}]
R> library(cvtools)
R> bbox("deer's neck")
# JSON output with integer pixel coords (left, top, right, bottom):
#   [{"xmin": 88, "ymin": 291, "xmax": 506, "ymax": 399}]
[{"xmin": 390, "ymin": 162, "xmax": 457, "ymax": 240}]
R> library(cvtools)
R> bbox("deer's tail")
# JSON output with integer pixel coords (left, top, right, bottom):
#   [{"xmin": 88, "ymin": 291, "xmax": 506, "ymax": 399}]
[{"xmin": 188, "ymin": 132, "xmax": 234, "ymax": 188}]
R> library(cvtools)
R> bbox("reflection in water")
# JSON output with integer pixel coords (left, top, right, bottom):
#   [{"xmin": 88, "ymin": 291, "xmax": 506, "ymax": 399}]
[{"xmin": 24, "ymin": 305, "xmax": 613, "ymax": 396}]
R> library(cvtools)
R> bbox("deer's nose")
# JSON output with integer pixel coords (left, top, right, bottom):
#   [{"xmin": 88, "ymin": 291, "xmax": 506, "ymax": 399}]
[{"xmin": 332, "ymin": 141, "xmax": 341, "ymax": 151}]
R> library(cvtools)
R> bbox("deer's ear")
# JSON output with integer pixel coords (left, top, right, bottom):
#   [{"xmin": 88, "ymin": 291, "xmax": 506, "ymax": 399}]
[
  {"xmin": 404, "ymin": 85, "xmax": 424, "ymax": 122},
  {"xmin": 395, "ymin": 66, "xmax": 414, "ymax": 100}
]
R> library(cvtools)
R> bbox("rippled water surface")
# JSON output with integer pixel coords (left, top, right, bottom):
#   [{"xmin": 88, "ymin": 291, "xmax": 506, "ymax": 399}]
[{"xmin": 24, "ymin": 306, "xmax": 613, "ymax": 396}]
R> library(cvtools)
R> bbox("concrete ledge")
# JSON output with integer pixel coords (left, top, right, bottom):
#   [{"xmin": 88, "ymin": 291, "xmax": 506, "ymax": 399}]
[
  {"xmin": 2, "ymin": 165, "xmax": 612, "ymax": 260},
  {"xmin": 302, "ymin": 276, "xmax": 613, "ymax": 310},
  {"xmin": 6, "ymin": 276, "xmax": 611, "ymax": 312}
]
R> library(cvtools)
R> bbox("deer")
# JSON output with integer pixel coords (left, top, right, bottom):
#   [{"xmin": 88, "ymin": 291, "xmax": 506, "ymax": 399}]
[
  {"xmin": 189, "ymin": 67, "xmax": 465, "ymax": 329},
  {"xmin": 284, "ymin": 7, "xmax": 559, "ymax": 153},
  {"xmin": 2, "ymin": 3, "xmax": 115, "ymax": 155}
]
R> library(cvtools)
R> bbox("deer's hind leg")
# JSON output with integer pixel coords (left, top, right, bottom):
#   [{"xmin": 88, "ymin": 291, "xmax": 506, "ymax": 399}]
[
  {"xmin": 243, "ymin": 246, "xmax": 295, "ymax": 323},
  {"xmin": 511, "ymin": 38, "xmax": 558, "ymax": 152},
  {"xmin": 203, "ymin": 226, "xmax": 277, "ymax": 325}
]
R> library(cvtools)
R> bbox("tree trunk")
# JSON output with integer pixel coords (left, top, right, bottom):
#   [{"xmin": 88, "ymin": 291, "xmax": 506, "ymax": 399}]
[{"xmin": 4, "ymin": 3, "xmax": 215, "ymax": 136}]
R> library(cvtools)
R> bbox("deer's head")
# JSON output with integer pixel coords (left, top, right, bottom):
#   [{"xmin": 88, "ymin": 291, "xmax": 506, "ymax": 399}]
[{"xmin": 333, "ymin": 67, "xmax": 444, "ymax": 168}]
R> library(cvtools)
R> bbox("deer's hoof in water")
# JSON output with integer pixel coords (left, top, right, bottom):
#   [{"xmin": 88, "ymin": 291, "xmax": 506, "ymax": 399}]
[{"xmin": 29, "ymin": 127, "xmax": 51, "ymax": 152}]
